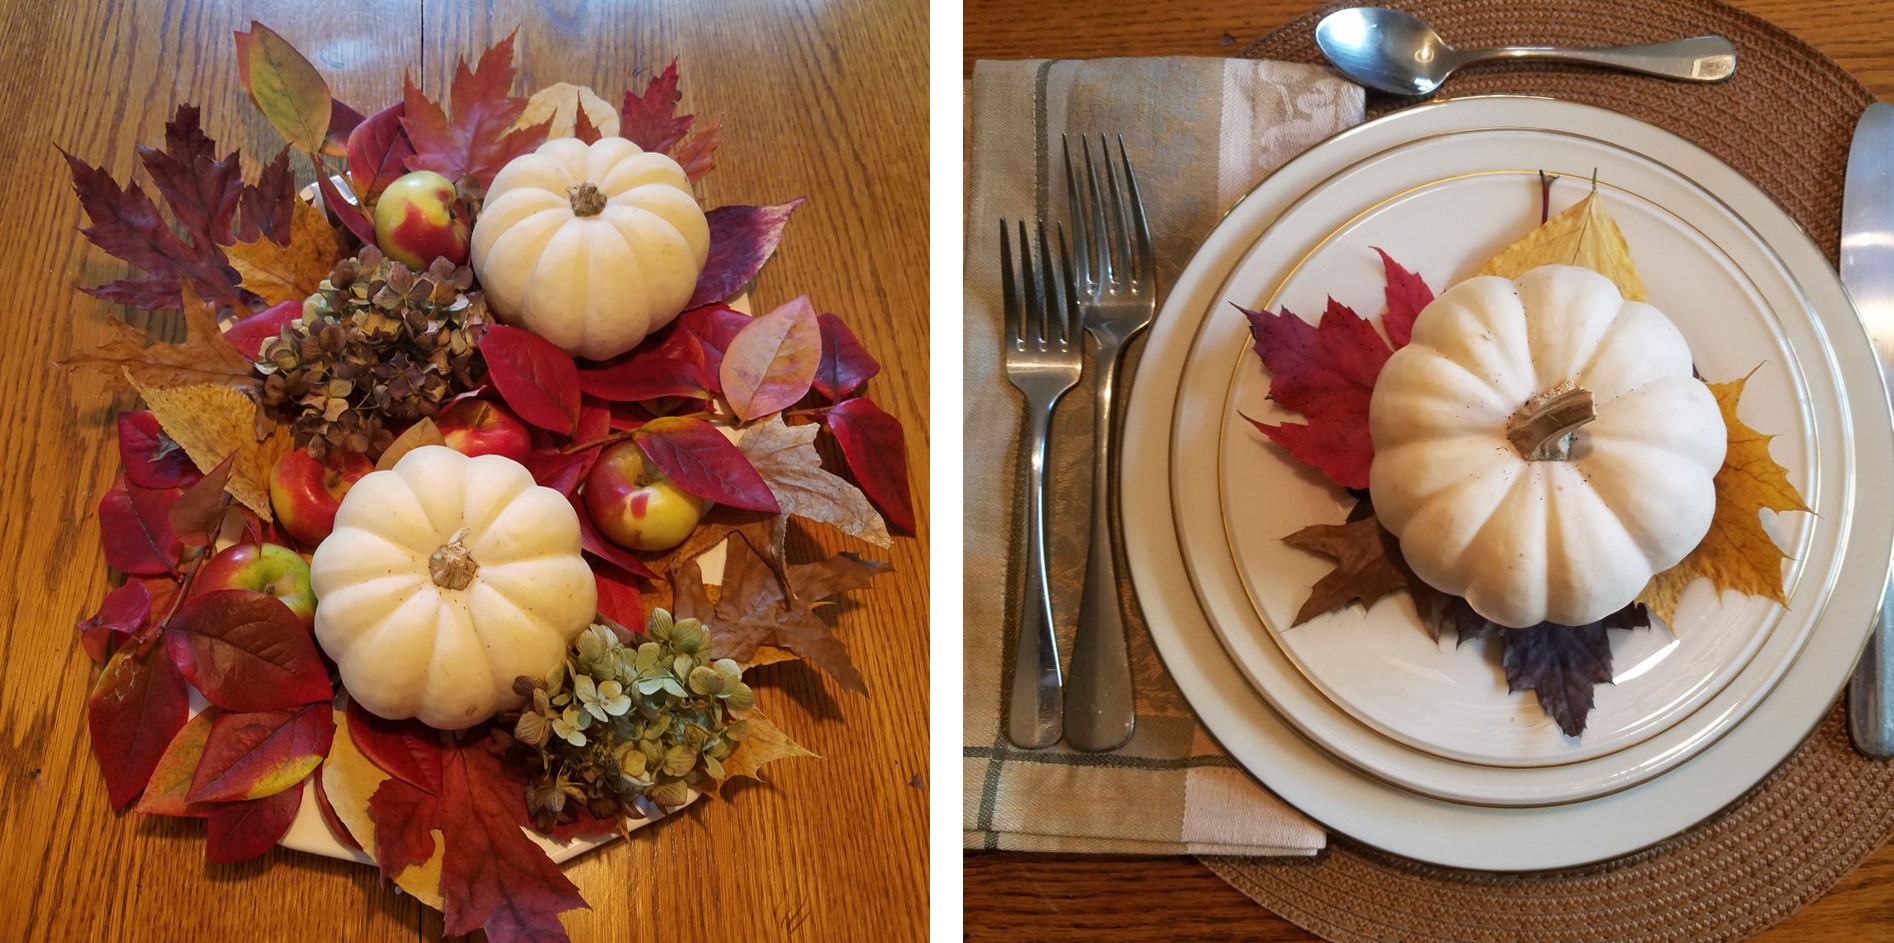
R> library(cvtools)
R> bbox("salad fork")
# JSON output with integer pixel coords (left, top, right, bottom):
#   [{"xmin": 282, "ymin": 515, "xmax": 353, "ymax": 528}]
[
  {"xmin": 1064, "ymin": 134, "xmax": 1155, "ymax": 753},
  {"xmin": 1001, "ymin": 218, "xmax": 1083, "ymax": 750}
]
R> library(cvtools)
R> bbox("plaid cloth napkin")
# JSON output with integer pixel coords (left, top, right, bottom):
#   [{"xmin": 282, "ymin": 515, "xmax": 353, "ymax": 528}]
[{"xmin": 962, "ymin": 57, "xmax": 1362, "ymax": 855}]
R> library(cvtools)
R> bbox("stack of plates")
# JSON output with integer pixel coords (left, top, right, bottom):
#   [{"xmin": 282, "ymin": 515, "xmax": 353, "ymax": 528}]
[{"xmin": 1122, "ymin": 97, "xmax": 1894, "ymax": 870}]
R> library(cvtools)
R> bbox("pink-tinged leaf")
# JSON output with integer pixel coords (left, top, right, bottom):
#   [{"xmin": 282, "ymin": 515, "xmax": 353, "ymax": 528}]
[
  {"xmin": 188, "ymin": 703, "xmax": 333, "ymax": 803},
  {"xmin": 570, "ymin": 494, "xmax": 658, "ymax": 579},
  {"xmin": 312, "ymin": 768, "xmax": 364, "ymax": 851},
  {"xmin": 479, "ymin": 324, "xmax": 581, "ymax": 435},
  {"xmin": 675, "ymin": 305, "xmax": 752, "ymax": 393},
  {"xmin": 78, "ymin": 579, "xmax": 152, "ymax": 663},
  {"xmin": 236, "ymin": 147, "xmax": 295, "ymax": 245},
  {"xmin": 168, "ymin": 454, "xmax": 235, "ymax": 548},
  {"xmin": 347, "ymin": 103, "xmax": 416, "ymax": 206},
  {"xmin": 133, "ymin": 707, "xmax": 219, "ymax": 817},
  {"xmin": 345, "ymin": 697, "xmax": 444, "ymax": 796},
  {"xmin": 1239, "ymin": 299, "xmax": 1390, "ymax": 490},
  {"xmin": 205, "ymin": 784, "xmax": 303, "ymax": 863},
  {"xmin": 119, "ymin": 411, "xmax": 203, "ymax": 490},
  {"xmin": 233, "ymin": 22, "xmax": 333, "ymax": 154},
  {"xmin": 88, "ymin": 644, "xmax": 191, "ymax": 807},
  {"xmin": 813, "ymin": 312, "xmax": 881, "ymax": 401},
  {"xmin": 577, "ymin": 399, "xmax": 612, "ymax": 443},
  {"xmin": 635, "ymin": 417, "xmax": 780, "ymax": 512},
  {"xmin": 619, "ymin": 59, "xmax": 694, "ymax": 154},
  {"xmin": 521, "ymin": 448, "xmax": 598, "ymax": 498},
  {"xmin": 368, "ymin": 730, "xmax": 587, "ymax": 940},
  {"xmin": 826, "ymin": 398, "xmax": 916, "ymax": 533},
  {"xmin": 577, "ymin": 350, "xmax": 709, "ymax": 402},
  {"xmin": 1375, "ymin": 247, "xmax": 1434, "ymax": 349},
  {"xmin": 137, "ymin": 105, "xmax": 243, "ymax": 250},
  {"xmin": 400, "ymin": 32, "xmax": 550, "ymax": 195},
  {"xmin": 720, "ymin": 296, "xmax": 821, "ymax": 421},
  {"xmin": 164, "ymin": 589, "xmax": 332, "ymax": 711},
  {"xmin": 99, "ymin": 475, "xmax": 184, "ymax": 576},
  {"xmin": 688, "ymin": 201, "xmax": 803, "ymax": 309},
  {"xmin": 315, "ymin": 169, "xmax": 376, "ymax": 245},
  {"xmin": 225, "ymin": 301, "xmax": 301, "ymax": 360},
  {"xmin": 594, "ymin": 565, "xmax": 644, "ymax": 628}
]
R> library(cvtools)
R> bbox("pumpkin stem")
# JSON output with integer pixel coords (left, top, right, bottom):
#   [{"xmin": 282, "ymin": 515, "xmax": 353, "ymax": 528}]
[
  {"xmin": 429, "ymin": 527, "xmax": 479, "ymax": 591},
  {"xmin": 1508, "ymin": 385, "xmax": 1597, "ymax": 461},
  {"xmin": 568, "ymin": 182, "xmax": 607, "ymax": 217}
]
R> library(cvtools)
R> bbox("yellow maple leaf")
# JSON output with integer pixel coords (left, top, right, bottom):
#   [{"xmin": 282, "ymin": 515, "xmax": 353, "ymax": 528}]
[
  {"xmin": 123, "ymin": 377, "xmax": 291, "ymax": 521},
  {"xmin": 225, "ymin": 198, "xmax": 341, "ymax": 306},
  {"xmin": 1478, "ymin": 175, "xmax": 1647, "ymax": 302},
  {"xmin": 1637, "ymin": 373, "xmax": 1809, "ymax": 626},
  {"xmin": 321, "ymin": 713, "xmax": 446, "ymax": 910},
  {"xmin": 712, "ymin": 711, "xmax": 818, "ymax": 793}
]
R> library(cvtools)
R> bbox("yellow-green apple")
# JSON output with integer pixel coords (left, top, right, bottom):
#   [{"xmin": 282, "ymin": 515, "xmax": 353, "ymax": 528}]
[
  {"xmin": 374, "ymin": 170, "xmax": 470, "ymax": 269},
  {"xmin": 193, "ymin": 543, "xmax": 316, "ymax": 629},
  {"xmin": 437, "ymin": 399, "xmax": 532, "ymax": 462},
  {"xmin": 271, "ymin": 447, "xmax": 374, "ymax": 546},
  {"xmin": 582, "ymin": 440, "xmax": 707, "ymax": 551}
]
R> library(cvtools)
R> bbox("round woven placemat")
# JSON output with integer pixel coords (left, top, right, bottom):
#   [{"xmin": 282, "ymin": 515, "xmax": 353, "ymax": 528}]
[{"xmin": 1204, "ymin": 3, "xmax": 1894, "ymax": 942}]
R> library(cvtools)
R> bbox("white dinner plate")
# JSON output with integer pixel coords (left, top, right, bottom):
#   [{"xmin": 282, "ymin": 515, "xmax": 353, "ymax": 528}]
[{"xmin": 1122, "ymin": 97, "xmax": 1894, "ymax": 869}]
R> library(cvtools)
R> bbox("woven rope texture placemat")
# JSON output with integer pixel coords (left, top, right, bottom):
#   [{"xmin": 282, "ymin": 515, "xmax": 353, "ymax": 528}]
[{"xmin": 1203, "ymin": 2, "xmax": 1894, "ymax": 941}]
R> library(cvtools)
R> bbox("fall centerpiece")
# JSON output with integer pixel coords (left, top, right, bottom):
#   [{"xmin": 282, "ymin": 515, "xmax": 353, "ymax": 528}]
[
  {"xmin": 1246, "ymin": 175, "xmax": 1805, "ymax": 737},
  {"xmin": 64, "ymin": 23, "xmax": 912, "ymax": 942}
]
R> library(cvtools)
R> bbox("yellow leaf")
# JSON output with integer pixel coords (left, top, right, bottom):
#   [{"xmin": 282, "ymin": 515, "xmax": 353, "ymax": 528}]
[
  {"xmin": 124, "ymin": 377, "xmax": 292, "ymax": 520},
  {"xmin": 1637, "ymin": 373, "xmax": 1809, "ymax": 626},
  {"xmin": 515, "ymin": 82, "xmax": 620, "ymax": 139},
  {"xmin": 375, "ymin": 418, "xmax": 444, "ymax": 471},
  {"xmin": 226, "ymin": 199, "xmax": 341, "ymax": 306},
  {"xmin": 322, "ymin": 713, "xmax": 446, "ymax": 910},
  {"xmin": 716, "ymin": 711, "xmax": 818, "ymax": 788},
  {"xmin": 1478, "ymin": 177, "xmax": 1646, "ymax": 302}
]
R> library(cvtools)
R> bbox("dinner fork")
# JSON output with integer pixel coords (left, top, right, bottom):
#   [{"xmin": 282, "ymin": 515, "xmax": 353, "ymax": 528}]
[
  {"xmin": 1064, "ymin": 134, "xmax": 1155, "ymax": 753},
  {"xmin": 1002, "ymin": 218, "xmax": 1083, "ymax": 750}
]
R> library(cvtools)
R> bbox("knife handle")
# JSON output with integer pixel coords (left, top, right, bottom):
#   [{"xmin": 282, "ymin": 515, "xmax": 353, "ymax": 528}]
[{"xmin": 1846, "ymin": 578, "xmax": 1894, "ymax": 758}]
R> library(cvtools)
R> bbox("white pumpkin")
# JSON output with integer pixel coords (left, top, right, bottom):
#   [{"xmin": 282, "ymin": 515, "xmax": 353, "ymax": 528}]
[
  {"xmin": 1368, "ymin": 265, "xmax": 1726, "ymax": 628},
  {"xmin": 470, "ymin": 136, "xmax": 710, "ymax": 360},
  {"xmin": 310, "ymin": 446, "xmax": 597, "ymax": 729}
]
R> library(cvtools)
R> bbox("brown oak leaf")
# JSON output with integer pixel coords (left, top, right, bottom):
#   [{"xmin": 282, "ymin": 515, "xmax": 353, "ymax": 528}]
[
  {"xmin": 1282, "ymin": 513, "xmax": 1411, "ymax": 626},
  {"xmin": 738, "ymin": 415, "xmax": 891, "ymax": 547},
  {"xmin": 63, "ymin": 284, "xmax": 261, "ymax": 396}
]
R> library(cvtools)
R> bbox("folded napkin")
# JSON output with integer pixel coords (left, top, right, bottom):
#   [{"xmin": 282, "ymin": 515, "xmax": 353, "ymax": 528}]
[{"xmin": 962, "ymin": 57, "xmax": 1362, "ymax": 856}]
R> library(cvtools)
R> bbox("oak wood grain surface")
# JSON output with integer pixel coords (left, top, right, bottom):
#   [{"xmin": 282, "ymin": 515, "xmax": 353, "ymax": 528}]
[
  {"xmin": 964, "ymin": 1, "xmax": 1894, "ymax": 940},
  {"xmin": 0, "ymin": 0, "xmax": 927, "ymax": 940}
]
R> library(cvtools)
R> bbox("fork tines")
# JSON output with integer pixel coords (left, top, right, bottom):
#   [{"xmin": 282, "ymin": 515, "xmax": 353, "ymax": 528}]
[
  {"xmin": 1062, "ymin": 133, "xmax": 1155, "ymax": 301},
  {"xmin": 1000, "ymin": 218, "xmax": 1079, "ymax": 356}
]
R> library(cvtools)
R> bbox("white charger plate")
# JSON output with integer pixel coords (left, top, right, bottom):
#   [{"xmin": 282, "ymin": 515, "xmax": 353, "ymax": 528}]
[{"xmin": 1122, "ymin": 97, "xmax": 1894, "ymax": 869}]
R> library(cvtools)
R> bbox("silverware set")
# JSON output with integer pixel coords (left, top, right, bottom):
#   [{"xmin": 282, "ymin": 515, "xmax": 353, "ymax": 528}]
[{"xmin": 1001, "ymin": 135, "xmax": 1154, "ymax": 752}]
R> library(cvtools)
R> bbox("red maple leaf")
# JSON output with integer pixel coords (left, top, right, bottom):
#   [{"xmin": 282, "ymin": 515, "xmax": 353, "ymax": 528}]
[
  {"xmin": 619, "ymin": 60, "xmax": 719, "ymax": 181},
  {"xmin": 401, "ymin": 32, "xmax": 550, "ymax": 196},
  {"xmin": 368, "ymin": 729, "xmax": 588, "ymax": 941},
  {"xmin": 1375, "ymin": 247, "xmax": 1433, "ymax": 349}
]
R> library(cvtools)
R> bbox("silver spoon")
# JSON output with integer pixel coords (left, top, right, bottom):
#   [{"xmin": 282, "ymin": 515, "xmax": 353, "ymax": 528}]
[{"xmin": 1314, "ymin": 7, "xmax": 1736, "ymax": 97}]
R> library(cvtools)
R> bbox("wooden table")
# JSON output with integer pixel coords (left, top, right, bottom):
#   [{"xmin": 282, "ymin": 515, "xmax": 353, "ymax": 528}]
[
  {"xmin": 0, "ymin": 1, "xmax": 928, "ymax": 940},
  {"xmin": 964, "ymin": 1, "xmax": 1894, "ymax": 939}
]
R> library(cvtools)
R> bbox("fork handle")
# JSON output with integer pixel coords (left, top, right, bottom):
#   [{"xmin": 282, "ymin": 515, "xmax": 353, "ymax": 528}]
[
  {"xmin": 1067, "ymin": 345, "xmax": 1137, "ymax": 752},
  {"xmin": 1007, "ymin": 401, "xmax": 1064, "ymax": 749}
]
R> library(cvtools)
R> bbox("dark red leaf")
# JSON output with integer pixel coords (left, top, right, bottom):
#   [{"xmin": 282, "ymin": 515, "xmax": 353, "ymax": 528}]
[
  {"xmin": 168, "ymin": 454, "xmax": 235, "ymax": 548},
  {"xmin": 400, "ymin": 32, "xmax": 550, "ymax": 195},
  {"xmin": 99, "ymin": 475, "xmax": 184, "ymax": 576},
  {"xmin": 479, "ymin": 325, "xmax": 581, "ymax": 435},
  {"xmin": 205, "ymin": 784, "xmax": 303, "ymax": 863},
  {"xmin": 813, "ymin": 312, "xmax": 881, "ymax": 401},
  {"xmin": 1239, "ymin": 298, "xmax": 1389, "ymax": 490},
  {"xmin": 312, "ymin": 769, "xmax": 364, "ymax": 851},
  {"xmin": 674, "ymin": 305, "xmax": 753, "ymax": 393},
  {"xmin": 1375, "ymin": 247, "xmax": 1434, "ymax": 349},
  {"xmin": 688, "ymin": 201, "xmax": 804, "ymax": 309},
  {"xmin": 345, "ymin": 697, "xmax": 444, "ymax": 796},
  {"xmin": 826, "ymin": 398, "xmax": 916, "ymax": 533},
  {"xmin": 572, "ymin": 102, "xmax": 604, "ymax": 145},
  {"xmin": 316, "ymin": 169, "xmax": 376, "ymax": 245},
  {"xmin": 569, "ymin": 494, "xmax": 658, "ymax": 579},
  {"xmin": 577, "ymin": 398, "xmax": 612, "ymax": 443},
  {"xmin": 368, "ymin": 730, "xmax": 587, "ymax": 940},
  {"xmin": 577, "ymin": 349, "xmax": 709, "ymax": 403},
  {"xmin": 236, "ymin": 147, "xmax": 295, "ymax": 245},
  {"xmin": 137, "ymin": 105, "xmax": 243, "ymax": 250},
  {"xmin": 225, "ymin": 301, "xmax": 301, "ymax": 360},
  {"xmin": 635, "ymin": 417, "xmax": 779, "ymax": 512},
  {"xmin": 325, "ymin": 97, "xmax": 367, "ymax": 156},
  {"xmin": 87, "ymin": 644, "xmax": 190, "ymax": 807},
  {"xmin": 346, "ymin": 102, "xmax": 416, "ymax": 207},
  {"xmin": 63, "ymin": 148, "xmax": 244, "ymax": 312},
  {"xmin": 594, "ymin": 565, "xmax": 643, "ymax": 628},
  {"xmin": 188, "ymin": 703, "xmax": 333, "ymax": 803},
  {"xmin": 118, "ymin": 411, "xmax": 202, "ymax": 490},
  {"xmin": 78, "ymin": 579, "xmax": 152, "ymax": 663},
  {"xmin": 619, "ymin": 59, "xmax": 695, "ymax": 155},
  {"xmin": 164, "ymin": 589, "xmax": 332, "ymax": 711},
  {"xmin": 83, "ymin": 272, "xmax": 186, "ymax": 310},
  {"xmin": 521, "ymin": 448, "xmax": 598, "ymax": 498}
]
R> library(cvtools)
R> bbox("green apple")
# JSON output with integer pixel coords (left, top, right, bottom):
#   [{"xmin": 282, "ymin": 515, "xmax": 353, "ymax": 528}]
[
  {"xmin": 374, "ymin": 170, "xmax": 470, "ymax": 269},
  {"xmin": 582, "ymin": 440, "xmax": 707, "ymax": 551},
  {"xmin": 193, "ymin": 543, "xmax": 316, "ymax": 629}
]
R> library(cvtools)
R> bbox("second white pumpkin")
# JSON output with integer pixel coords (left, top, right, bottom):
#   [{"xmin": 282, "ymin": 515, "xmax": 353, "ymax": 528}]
[
  {"xmin": 1368, "ymin": 265, "xmax": 1726, "ymax": 628},
  {"xmin": 471, "ymin": 136, "xmax": 710, "ymax": 360}
]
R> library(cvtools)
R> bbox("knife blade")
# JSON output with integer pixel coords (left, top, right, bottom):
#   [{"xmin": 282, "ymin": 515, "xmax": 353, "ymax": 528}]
[{"xmin": 1840, "ymin": 100, "xmax": 1894, "ymax": 759}]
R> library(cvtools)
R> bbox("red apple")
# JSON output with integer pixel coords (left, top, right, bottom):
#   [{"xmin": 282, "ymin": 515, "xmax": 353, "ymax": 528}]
[
  {"xmin": 582, "ymin": 440, "xmax": 707, "ymax": 551},
  {"xmin": 374, "ymin": 170, "xmax": 469, "ymax": 270},
  {"xmin": 194, "ymin": 543, "xmax": 316, "ymax": 629},
  {"xmin": 436, "ymin": 399, "xmax": 533, "ymax": 462},
  {"xmin": 271, "ymin": 447, "xmax": 374, "ymax": 546}
]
